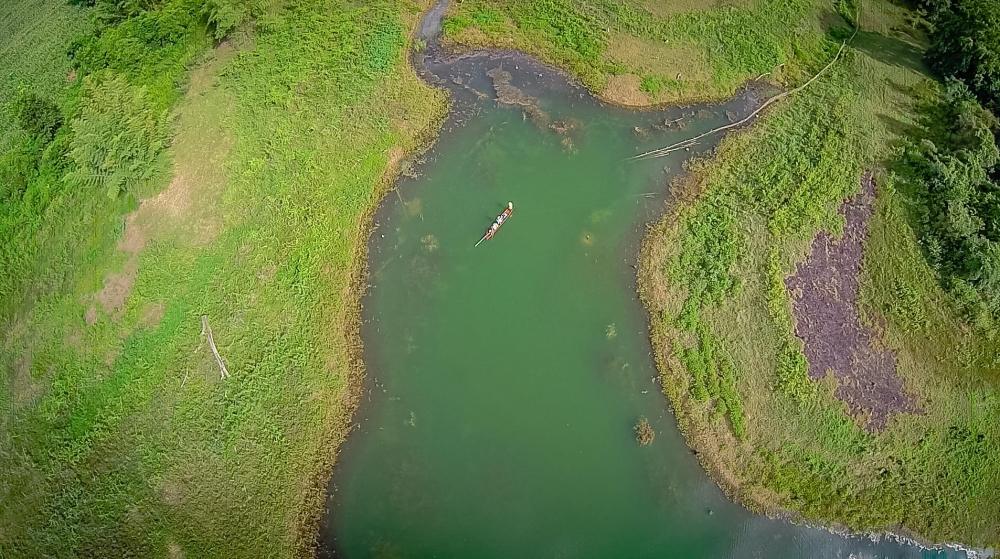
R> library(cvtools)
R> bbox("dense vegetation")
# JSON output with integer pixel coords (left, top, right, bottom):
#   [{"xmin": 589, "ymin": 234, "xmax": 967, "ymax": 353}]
[
  {"xmin": 451, "ymin": 0, "xmax": 997, "ymax": 547},
  {"xmin": 903, "ymin": 82, "xmax": 1000, "ymax": 327},
  {"xmin": 1, "ymin": 0, "xmax": 443, "ymax": 556},
  {"xmin": 1, "ymin": 0, "xmax": 210, "ymax": 321},
  {"xmin": 893, "ymin": 0, "xmax": 1000, "ymax": 327},
  {"xmin": 924, "ymin": 0, "xmax": 1000, "ymax": 111}
]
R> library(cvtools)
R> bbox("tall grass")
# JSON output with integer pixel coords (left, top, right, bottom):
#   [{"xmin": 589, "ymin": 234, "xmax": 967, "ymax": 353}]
[{"xmin": 0, "ymin": 0, "xmax": 92, "ymax": 149}]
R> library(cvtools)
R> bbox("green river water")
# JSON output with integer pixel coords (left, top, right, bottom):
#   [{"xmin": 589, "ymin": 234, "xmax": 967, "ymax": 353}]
[{"xmin": 320, "ymin": 16, "xmax": 971, "ymax": 558}]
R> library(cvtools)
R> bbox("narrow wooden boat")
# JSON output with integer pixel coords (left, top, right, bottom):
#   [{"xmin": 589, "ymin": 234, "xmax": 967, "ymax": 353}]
[{"xmin": 475, "ymin": 202, "xmax": 514, "ymax": 247}]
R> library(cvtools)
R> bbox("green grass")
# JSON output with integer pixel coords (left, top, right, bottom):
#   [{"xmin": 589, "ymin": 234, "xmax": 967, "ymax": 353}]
[
  {"xmin": 0, "ymin": 0, "xmax": 93, "ymax": 150},
  {"xmin": 1, "ymin": 0, "xmax": 445, "ymax": 556},
  {"xmin": 442, "ymin": 0, "xmax": 843, "ymax": 103},
  {"xmin": 640, "ymin": 0, "xmax": 1000, "ymax": 547}
]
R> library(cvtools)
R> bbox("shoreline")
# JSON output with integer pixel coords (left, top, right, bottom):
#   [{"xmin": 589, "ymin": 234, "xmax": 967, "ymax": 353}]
[
  {"xmin": 635, "ymin": 171, "xmax": 988, "ymax": 557},
  {"xmin": 320, "ymin": 0, "xmax": 990, "ymax": 556},
  {"xmin": 302, "ymin": 3, "xmax": 451, "ymax": 554},
  {"xmin": 434, "ymin": 36, "xmax": 770, "ymax": 111}
]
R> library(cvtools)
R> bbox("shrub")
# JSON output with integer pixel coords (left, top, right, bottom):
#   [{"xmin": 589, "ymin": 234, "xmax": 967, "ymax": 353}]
[
  {"xmin": 0, "ymin": 140, "xmax": 41, "ymax": 201},
  {"xmin": 672, "ymin": 200, "xmax": 742, "ymax": 307},
  {"xmin": 68, "ymin": 0, "xmax": 205, "ymax": 105},
  {"xmin": 12, "ymin": 92, "xmax": 63, "ymax": 143},
  {"xmin": 775, "ymin": 342, "xmax": 814, "ymax": 404},
  {"xmin": 65, "ymin": 73, "xmax": 169, "ymax": 198},
  {"xmin": 67, "ymin": 0, "xmax": 162, "ymax": 23},
  {"xmin": 202, "ymin": 0, "xmax": 268, "ymax": 39},
  {"xmin": 640, "ymin": 75, "xmax": 670, "ymax": 96}
]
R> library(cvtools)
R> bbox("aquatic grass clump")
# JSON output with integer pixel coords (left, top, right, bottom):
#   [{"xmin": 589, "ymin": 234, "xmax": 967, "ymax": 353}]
[{"xmin": 635, "ymin": 417, "xmax": 656, "ymax": 446}]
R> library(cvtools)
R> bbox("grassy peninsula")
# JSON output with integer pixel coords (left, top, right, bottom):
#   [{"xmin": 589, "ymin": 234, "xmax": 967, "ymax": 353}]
[
  {"xmin": 1, "ymin": 0, "xmax": 443, "ymax": 556},
  {"xmin": 445, "ymin": 0, "xmax": 1000, "ymax": 548}
]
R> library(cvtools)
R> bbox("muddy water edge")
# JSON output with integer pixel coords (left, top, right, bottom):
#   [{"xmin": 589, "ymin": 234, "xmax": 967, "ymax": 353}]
[{"xmin": 317, "ymin": 2, "xmax": 969, "ymax": 557}]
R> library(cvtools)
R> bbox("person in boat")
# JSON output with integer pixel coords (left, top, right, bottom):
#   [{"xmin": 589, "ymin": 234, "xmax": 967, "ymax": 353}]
[{"xmin": 477, "ymin": 202, "xmax": 514, "ymax": 246}]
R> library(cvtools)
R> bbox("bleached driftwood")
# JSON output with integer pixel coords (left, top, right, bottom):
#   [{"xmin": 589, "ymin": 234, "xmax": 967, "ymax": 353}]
[{"xmin": 200, "ymin": 315, "xmax": 230, "ymax": 379}]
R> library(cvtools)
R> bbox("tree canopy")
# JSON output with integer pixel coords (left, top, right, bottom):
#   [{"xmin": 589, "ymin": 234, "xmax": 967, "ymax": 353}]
[{"xmin": 926, "ymin": 0, "xmax": 1000, "ymax": 111}]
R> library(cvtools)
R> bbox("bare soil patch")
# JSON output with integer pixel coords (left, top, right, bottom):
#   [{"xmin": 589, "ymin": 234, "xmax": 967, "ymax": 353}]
[
  {"xmin": 159, "ymin": 478, "xmax": 185, "ymax": 506},
  {"xmin": 133, "ymin": 168, "xmax": 223, "ymax": 247},
  {"xmin": 84, "ymin": 305, "xmax": 98, "ymax": 326},
  {"xmin": 604, "ymin": 34, "xmax": 711, "ymax": 84},
  {"xmin": 96, "ymin": 258, "xmax": 139, "ymax": 317},
  {"xmin": 10, "ymin": 354, "xmax": 43, "ymax": 408},
  {"xmin": 601, "ymin": 74, "xmax": 651, "ymax": 106},
  {"xmin": 785, "ymin": 172, "xmax": 919, "ymax": 430},
  {"xmin": 119, "ymin": 215, "xmax": 148, "ymax": 255},
  {"xmin": 84, "ymin": 49, "xmax": 236, "ymax": 325},
  {"xmin": 139, "ymin": 301, "xmax": 165, "ymax": 329}
]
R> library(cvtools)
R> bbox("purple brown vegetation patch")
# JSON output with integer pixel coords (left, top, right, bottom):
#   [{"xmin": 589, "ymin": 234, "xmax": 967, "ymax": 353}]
[{"xmin": 785, "ymin": 172, "xmax": 919, "ymax": 431}]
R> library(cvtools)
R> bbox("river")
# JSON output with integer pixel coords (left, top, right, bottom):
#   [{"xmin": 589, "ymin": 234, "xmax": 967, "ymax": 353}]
[{"xmin": 318, "ymin": 4, "xmax": 971, "ymax": 558}]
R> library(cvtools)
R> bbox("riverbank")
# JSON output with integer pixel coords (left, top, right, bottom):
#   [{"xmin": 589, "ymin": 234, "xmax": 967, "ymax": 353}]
[
  {"xmin": 447, "ymin": 0, "xmax": 999, "ymax": 550},
  {"xmin": 1, "ymin": 1, "xmax": 446, "ymax": 556},
  {"xmin": 440, "ymin": 0, "xmax": 841, "ymax": 106}
]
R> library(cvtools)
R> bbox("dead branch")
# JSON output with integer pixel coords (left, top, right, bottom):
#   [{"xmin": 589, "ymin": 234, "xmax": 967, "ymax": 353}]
[{"xmin": 200, "ymin": 315, "xmax": 230, "ymax": 379}]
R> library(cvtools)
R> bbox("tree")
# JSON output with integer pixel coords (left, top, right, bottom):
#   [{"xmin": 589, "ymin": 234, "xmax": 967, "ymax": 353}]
[
  {"xmin": 906, "ymin": 81, "xmax": 1000, "ymax": 322},
  {"xmin": 926, "ymin": 0, "xmax": 1000, "ymax": 111}
]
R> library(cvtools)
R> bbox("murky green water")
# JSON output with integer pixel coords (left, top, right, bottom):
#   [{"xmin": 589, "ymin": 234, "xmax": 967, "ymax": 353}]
[{"xmin": 321, "ymin": 47, "xmax": 968, "ymax": 559}]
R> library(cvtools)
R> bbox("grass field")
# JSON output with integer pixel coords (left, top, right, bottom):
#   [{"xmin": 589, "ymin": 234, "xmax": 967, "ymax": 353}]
[
  {"xmin": 0, "ymin": 0, "xmax": 92, "ymax": 150},
  {"xmin": 1, "ymin": 0, "xmax": 445, "ymax": 556},
  {"xmin": 441, "ymin": 0, "xmax": 843, "ymax": 104}
]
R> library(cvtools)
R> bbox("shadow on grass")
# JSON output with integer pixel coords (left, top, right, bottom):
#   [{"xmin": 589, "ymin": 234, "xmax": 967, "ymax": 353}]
[
  {"xmin": 852, "ymin": 30, "xmax": 927, "ymax": 76},
  {"xmin": 877, "ymin": 112, "xmax": 917, "ymax": 143}
]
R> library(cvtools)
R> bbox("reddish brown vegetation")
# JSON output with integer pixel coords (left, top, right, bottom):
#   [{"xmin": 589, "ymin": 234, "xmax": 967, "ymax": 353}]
[{"xmin": 786, "ymin": 173, "xmax": 919, "ymax": 430}]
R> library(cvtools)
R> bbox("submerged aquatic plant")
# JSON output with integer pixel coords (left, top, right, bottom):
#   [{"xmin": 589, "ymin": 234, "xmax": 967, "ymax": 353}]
[{"xmin": 635, "ymin": 416, "xmax": 655, "ymax": 446}]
